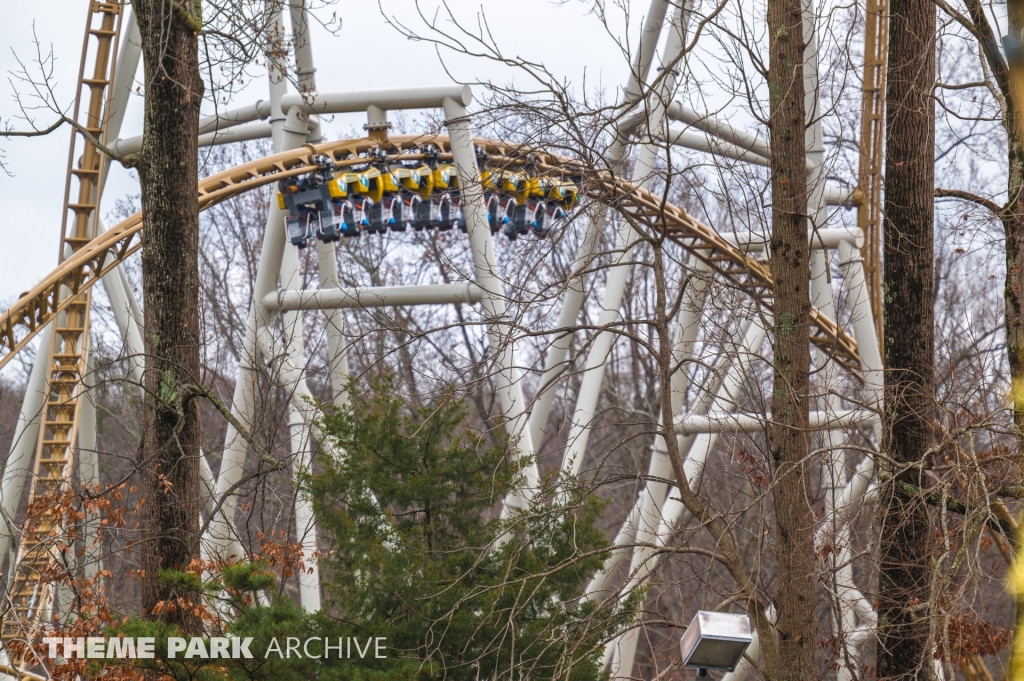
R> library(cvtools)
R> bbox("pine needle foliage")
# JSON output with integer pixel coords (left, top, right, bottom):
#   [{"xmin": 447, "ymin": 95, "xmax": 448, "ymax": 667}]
[{"xmin": 308, "ymin": 377, "xmax": 629, "ymax": 681}]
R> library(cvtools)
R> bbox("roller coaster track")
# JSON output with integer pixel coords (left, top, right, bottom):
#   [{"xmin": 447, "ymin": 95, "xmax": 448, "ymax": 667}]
[
  {"xmin": 857, "ymin": 0, "xmax": 888, "ymax": 341},
  {"xmin": 0, "ymin": 0, "xmax": 880, "ymax": 674},
  {"xmin": 0, "ymin": 0, "xmax": 124, "ymax": 658},
  {"xmin": 0, "ymin": 134, "xmax": 861, "ymax": 378},
  {"xmin": 0, "ymin": 131, "xmax": 862, "ymax": 667}
]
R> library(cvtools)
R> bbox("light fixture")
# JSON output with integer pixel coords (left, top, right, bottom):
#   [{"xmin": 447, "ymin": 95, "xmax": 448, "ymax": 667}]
[{"xmin": 679, "ymin": 611, "xmax": 753, "ymax": 677}]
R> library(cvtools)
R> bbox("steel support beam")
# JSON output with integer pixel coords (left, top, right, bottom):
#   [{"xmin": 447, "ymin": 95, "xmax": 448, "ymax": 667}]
[
  {"xmin": 110, "ymin": 86, "xmax": 473, "ymax": 154},
  {"xmin": 703, "ymin": 227, "xmax": 864, "ymax": 253},
  {"xmin": 560, "ymin": 0, "xmax": 689, "ymax": 522},
  {"xmin": 444, "ymin": 97, "xmax": 538, "ymax": 510},
  {"xmin": 526, "ymin": 0, "xmax": 675, "ymax": 449},
  {"xmin": 78, "ymin": 350, "xmax": 101, "ymax": 583},
  {"xmin": 676, "ymin": 408, "xmax": 874, "ymax": 435},
  {"xmin": 265, "ymin": 283, "xmax": 485, "ymax": 311},
  {"xmin": 666, "ymin": 101, "xmax": 772, "ymax": 160},
  {"xmin": 605, "ymin": 315, "xmax": 769, "ymax": 674},
  {"xmin": 0, "ymin": 325, "xmax": 54, "ymax": 573}
]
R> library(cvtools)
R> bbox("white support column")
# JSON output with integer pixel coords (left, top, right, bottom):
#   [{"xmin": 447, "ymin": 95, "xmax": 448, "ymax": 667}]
[
  {"xmin": 614, "ymin": 262, "xmax": 711, "ymax": 554},
  {"xmin": 100, "ymin": 7, "xmax": 140, "ymax": 180},
  {"xmin": 527, "ymin": 0, "xmax": 675, "ymax": 447},
  {"xmin": 838, "ymin": 242, "xmax": 883, "ymax": 409},
  {"xmin": 267, "ymin": 2, "xmax": 289, "ymax": 150},
  {"xmin": 624, "ymin": 0, "xmax": 674, "ymax": 102},
  {"xmin": 555, "ymin": 227, "xmax": 632, "ymax": 477},
  {"xmin": 580, "ymin": 261, "xmax": 711, "ymax": 605},
  {"xmin": 811, "ymin": 246, "xmax": 865, "ymax": 681},
  {"xmin": 314, "ymin": 240, "xmax": 350, "ymax": 406},
  {"xmin": 288, "ymin": 0, "xmax": 316, "ymax": 93},
  {"xmin": 0, "ymin": 325, "xmax": 53, "ymax": 572},
  {"xmin": 303, "ymin": 97, "xmax": 349, "ymax": 409},
  {"xmin": 585, "ymin": 503, "xmax": 641, "ymax": 601},
  {"xmin": 288, "ymin": 412, "xmax": 321, "ymax": 611},
  {"xmin": 205, "ymin": 203, "xmax": 288, "ymax": 561},
  {"xmin": 586, "ymin": 317, "xmax": 761, "ymax": 607},
  {"xmin": 96, "ymin": 4, "xmax": 146, "ymax": 346},
  {"xmin": 276, "ymin": 157, "xmax": 323, "ymax": 610},
  {"xmin": 198, "ymin": 451, "xmax": 218, "ymax": 522},
  {"xmin": 526, "ymin": 221, "xmax": 602, "ymax": 449},
  {"xmin": 594, "ymin": 266, "xmax": 710, "ymax": 677},
  {"xmin": 803, "ymin": 0, "xmax": 827, "ymax": 221},
  {"xmin": 288, "ymin": 0, "xmax": 322, "ymax": 142},
  {"xmin": 831, "ymin": 239, "xmax": 883, "ymax": 681},
  {"xmin": 98, "ymin": 221, "xmax": 145, "ymax": 384},
  {"xmin": 836, "ymin": 242, "xmax": 883, "ymax": 493},
  {"xmin": 559, "ymin": 2, "xmax": 691, "ymax": 494},
  {"xmin": 206, "ymin": 0, "xmax": 303, "ymax": 563},
  {"xmin": 103, "ymin": 280, "xmax": 144, "ymax": 383},
  {"xmin": 116, "ymin": 265, "xmax": 144, "ymax": 327},
  {"xmin": 721, "ymin": 606, "xmax": 778, "ymax": 681},
  {"xmin": 277, "ymin": 7, "xmax": 344, "ymax": 612},
  {"xmin": 443, "ymin": 97, "xmax": 537, "ymax": 510},
  {"xmin": 78, "ymin": 350, "xmax": 101, "ymax": 582},
  {"xmin": 286, "ymin": 0, "xmax": 349, "ymax": 407},
  {"xmin": 605, "ymin": 316, "xmax": 768, "ymax": 677},
  {"xmin": 815, "ymin": 457, "xmax": 878, "ymax": 680},
  {"xmin": 255, "ymin": 337, "xmax": 342, "ymax": 461}
]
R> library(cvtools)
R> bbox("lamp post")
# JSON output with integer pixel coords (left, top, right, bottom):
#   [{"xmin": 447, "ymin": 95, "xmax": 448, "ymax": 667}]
[{"xmin": 679, "ymin": 611, "xmax": 753, "ymax": 677}]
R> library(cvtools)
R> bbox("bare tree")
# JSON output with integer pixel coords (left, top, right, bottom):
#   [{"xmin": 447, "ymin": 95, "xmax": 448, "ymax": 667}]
[
  {"xmin": 129, "ymin": 0, "xmax": 206, "ymax": 624},
  {"xmin": 879, "ymin": 0, "xmax": 938, "ymax": 673},
  {"xmin": 763, "ymin": 0, "xmax": 818, "ymax": 673},
  {"xmin": 16, "ymin": 1, "xmax": 1024, "ymax": 679}
]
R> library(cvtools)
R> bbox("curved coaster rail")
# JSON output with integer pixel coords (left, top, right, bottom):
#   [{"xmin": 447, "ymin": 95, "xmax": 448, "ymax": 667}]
[
  {"xmin": 0, "ymin": 132, "xmax": 863, "ymax": 668},
  {"xmin": 0, "ymin": 135, "xmax": 860, "ymax": 374},
  {"xmin": 0, "ymin": 0, "xmax": 125, "ymax": 660}
]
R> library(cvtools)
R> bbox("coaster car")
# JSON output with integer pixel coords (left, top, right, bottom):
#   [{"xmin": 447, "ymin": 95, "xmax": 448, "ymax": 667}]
[
  {"xmin": 277, "ymin": 153, "xmax": 577, "ymax": 245},
  {"xmin": 278, "ymin": 154, "xmax": 346, "ymax": 246},
  {"xmin": 486, "ymin": 194, "xmax": 517, "ymax": 234}
]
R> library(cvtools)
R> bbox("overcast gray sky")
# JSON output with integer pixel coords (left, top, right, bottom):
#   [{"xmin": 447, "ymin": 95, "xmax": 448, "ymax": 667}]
[{"xmin": 0, "ymin": 1, "xmax": 647, "ymax": 303}]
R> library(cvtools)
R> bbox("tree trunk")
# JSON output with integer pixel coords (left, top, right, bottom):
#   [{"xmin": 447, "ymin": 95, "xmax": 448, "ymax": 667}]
[
  {"xmin": 134, "ymin": 0, "xmax": 204, "ymax": 625},
  {"xmin": 1003, "ymin": 129, "xmax": 1024, "ymax": 681},
  {"xmin": 1003, "ymin": 70, "xmax": 1024, "ymax": 409},
  {"xmin": 765, "ymin": 0, "xmax": 818, "ymax": 675},
  {"xmin": 879, "ymin": 0, "xmax": 936, "ymax": 673},
  {"xmin": 950, "ymin": 0, "xmax": 1024, "ymax": 672}
]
